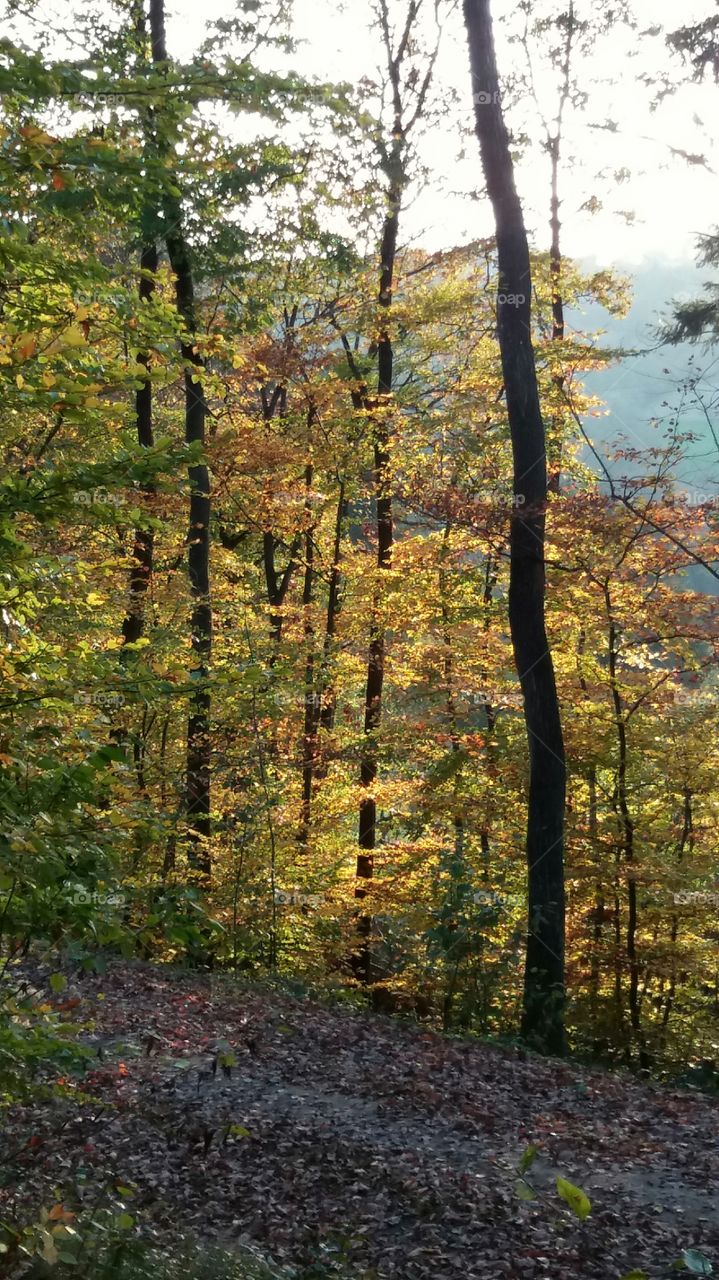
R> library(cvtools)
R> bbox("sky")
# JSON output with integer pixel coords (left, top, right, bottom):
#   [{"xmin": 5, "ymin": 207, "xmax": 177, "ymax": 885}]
[
  {"xmin": 162, "ymin": 0, "xmax": 719, "ymax": 268},
  {"xmin": 10, "ymin": 0, "xmax": 719, "ymax": 492}
]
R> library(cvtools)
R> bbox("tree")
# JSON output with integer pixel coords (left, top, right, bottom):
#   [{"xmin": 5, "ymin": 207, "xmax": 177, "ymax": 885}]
[
  {"xmin": 464, "ymin": 0, "xmax": 567, "ymax": 1053},
  {"xmin": 352, "ymin": 0, "xmax": 444, "ymax": 984}
]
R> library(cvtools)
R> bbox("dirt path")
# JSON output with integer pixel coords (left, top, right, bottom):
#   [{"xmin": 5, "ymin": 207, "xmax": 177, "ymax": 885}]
[{"xmin": 2, "ymin": 962, "xmax": 718, "ymax": 1279}]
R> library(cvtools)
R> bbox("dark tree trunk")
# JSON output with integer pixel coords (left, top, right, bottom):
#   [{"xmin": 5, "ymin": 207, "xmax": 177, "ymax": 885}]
[
  {"xmin": 479, "ymin": 553, "xmax": 497, "ymax": 878},
  {"xmin": 262, "ymin": 530, "xmax": 297, "ymax": 653},
  {"xmin": 546, "ymin": 135, "xmax": 564, "ymax": 496},
  {"xmin": 122, "ymin": 241, "xmax": 157, "ymax": 647},
  {"xmin": 123, "ymin": 6, "xmax": 157, "ymax": 648},
  {"xmin": 150, "ymin": 0, "xmax": 211, "ymax": 881},
  {"xmin": 439, "ymin": 522, "xmax": 465, "ymax": 862},
  {"xmin": 259, "ymin": 380, "xmax": 298, "ymax": 654},
  {"xmin": 318, "ymin": 479, "xmax": 347, "ymax": 738},
  {"xmin": 546, "ymin": 0, "xmax": 574, "ymax": 493},
  {"xmin": 605, "ymin": 593, "xmax": 647, "ymax": 1065},
  {"xmin": 464, "ymin": 0, "xmax": 567, "ymax": 1055},
  {"xmin": 354, "ymin": 181, "xmax": 400, "ymax": 984},
  {"xmin": 661, "ymin": 783, "xmax": 693, "ymax": 1044},
  {"xmin": 298, "ymin": 449, "xmax": 317, "ymax": 850},
  {"xmin": 577, "ymin": 627, "xmax": 603, "ymax": 1047}
]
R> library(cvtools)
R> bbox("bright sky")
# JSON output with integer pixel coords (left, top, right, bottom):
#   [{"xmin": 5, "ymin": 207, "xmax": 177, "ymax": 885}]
[
  {"xmin": 164, "ymin": 0, "xmax": 719, "ymax": 268},
  {"xmin": 10, "ymin": 0, "xmax": 719, "ymax": 491},
  {"xmin": 10, "ymin": 0, "xmax": 718, "ymax": 267}
]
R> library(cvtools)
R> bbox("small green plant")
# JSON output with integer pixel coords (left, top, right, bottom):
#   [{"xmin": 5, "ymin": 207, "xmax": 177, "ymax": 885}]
[
  {"xmin": 2, "ymin": 1190, "xmax": 290, "ymax": 1279},
  {"xmin": 0, "ymin": 979, "xmax": 90, "ymax": 1102}
]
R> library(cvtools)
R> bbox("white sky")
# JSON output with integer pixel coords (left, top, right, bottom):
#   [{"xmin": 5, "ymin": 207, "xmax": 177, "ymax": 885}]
[
  {"xmin": 10, "ymin": 0, "xmax": 718, "ymax": 268},
  {"xmin": 163, "ymin": 0, "xmax": 719, "ymax": 269}
]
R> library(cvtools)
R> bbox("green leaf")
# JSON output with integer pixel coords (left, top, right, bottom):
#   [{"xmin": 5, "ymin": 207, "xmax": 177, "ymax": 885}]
[
  {"xmin": 518, "ymin": 1143, "xmax": 539, "ymax": 1173},
  {"xmin": 87, "ymin": 745, "xmax": 125, "ymax": 769},
  {"xmin": 117, "ymin": 1213, "xmax": 135, "ymax": 1231},
  {"xmin": 680, "ymin": 1251, "xmax": 713, "ymax": 1276},
  {"xmin": 556, "ymin": 1176, "xmax": 591, "ymax": 1220},
  {"xmin": 619, "ymin": 1271, "xmax": 648, "ymax": 1279},
  {"xmin": 514, "ymin": 1179, "xmax": 537, "ymax": 1201},
  {"xmin": 49, "ymin": 973, "xmax": 67, "ymax": 993},
  {"xmin": 229, "ymin": 1124, "xmax": 251, "ymax": 1139}
]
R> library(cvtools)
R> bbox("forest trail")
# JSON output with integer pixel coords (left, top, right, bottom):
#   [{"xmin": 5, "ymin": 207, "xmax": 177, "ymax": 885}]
[{"xmin": 3, "ymin": 962, "xmax": 718, "ymax": 1279}]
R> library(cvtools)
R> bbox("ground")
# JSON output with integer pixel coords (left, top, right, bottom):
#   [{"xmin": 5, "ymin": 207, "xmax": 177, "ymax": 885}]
[{"xmin": 1, "ymin": 961, "xmax": 718, "ymax": 1279}]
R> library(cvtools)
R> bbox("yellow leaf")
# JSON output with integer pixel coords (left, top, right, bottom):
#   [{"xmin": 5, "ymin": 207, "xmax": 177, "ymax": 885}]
[
  {"xmin": 62, "ymin": 325, "xmax": 86, "ymax": 348},
  {"xmin": 15, "ymin": 373, "xmax": 24, "ymax": 389},
  {"xmin": 86, "ymin": 592, "xmax": 104, "ymax": 607},
  {"xmin": 15, "ymin": 333, "xmax": 37, "ymax": 360}
]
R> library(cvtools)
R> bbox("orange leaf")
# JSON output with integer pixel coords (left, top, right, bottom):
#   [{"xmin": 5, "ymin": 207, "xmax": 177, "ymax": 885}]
[{"xmin": 48, "ymin": 1204, "xmax": 74, "ymax": 1222}]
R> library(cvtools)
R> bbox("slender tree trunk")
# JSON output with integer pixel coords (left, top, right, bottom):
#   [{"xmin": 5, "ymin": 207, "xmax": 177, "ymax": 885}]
[
  {"xmin": 577, "ymin": 627, "xmax": 603, "ymax": 1046},
  {"xmin": 587, "ymin": 765, "xmax": 604, "ymax": 1046},
  {"xmin": 318, "ymin": 479, "xmax": 347, "ymax": 738},
  {"xmin": 150, "ymin": 0, "xmax": 211, "ymax": 881},
  {"xmin": 439, "ymin": 522, "xmax": 465, "ymax": 861},
  {"xmin": 298, "ymin": 447, "xmax": 318, "ymax": 850},
  {"xmin": 479, "ymin": 553, "xmax": 497, "ymax": 878},
  {"xmin": 122, "ymin": 8, "xmax": 157, "ymax": 648},
  {"xmin": 605, "ymin": 589, "xmax": 646, "ymax": 1066},
  {"xmin": 259, "ymin": 381, "xmax": 298, "ymax": 655},
  {"xmin": 546, "ymin": 135, "xmax": 564, "ymax": 496},
  {"xmin": 263, "ymin": 530, "xmax": 298, "ymax": 653},
  {"xmin": 122, "ymin": 241, "xmax": 158, "ymax": 646},
  {"xmin": 608, "ymin": 783, "xmax": 627, "ymax": 1051},
  {"xmin": 661, "ymin": 783, "xmax": 693, "ymax": 1044},
  {"xmin": 546, "ymin": 0, "xmax": 574, "ymax": 493},
  {"xmin": 464, "ymin": 0, "xmax": 567, "ymax": 1054},
  {"xmin": 354, "ymin": 178, "xmax": 401, "ymax": 984}
]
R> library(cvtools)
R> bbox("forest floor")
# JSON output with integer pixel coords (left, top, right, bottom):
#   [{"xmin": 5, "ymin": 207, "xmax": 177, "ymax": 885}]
[{"xmin": 2, "ymin": 960, "xmax": 718, "ymax": 1280}]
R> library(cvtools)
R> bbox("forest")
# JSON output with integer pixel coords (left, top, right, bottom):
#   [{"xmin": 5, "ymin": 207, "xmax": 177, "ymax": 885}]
[{"xmin": 1, "ymin": 0, "xmax": 719, "ymax": 1275}]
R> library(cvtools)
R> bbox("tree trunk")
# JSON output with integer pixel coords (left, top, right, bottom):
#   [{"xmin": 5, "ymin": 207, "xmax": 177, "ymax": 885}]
[
  {"xmin": 464, "ymin": 0, "xmax": 567, "ymax": 1054},
  {"xmin": 479, "ymin": 552, "xmax": 497, "ymax": 879},
  {"xmin": 546, "ymin": 1, "xmax": 575, "ymax": 493},
  {"xmin": 354, "ymin": 179, "xmax": 400, "ymax": 984},
  {"xmin": 605, "ymin": 590, "xmax": 647, "ymax": 1066},
  {"xmin": 122, "ymin": 241, "xmax": 157, "ymax": 647},
  {"xmin": 661, "ymin": 784, "xmax": 693, "ymax": 1044},
  {"xmin": 298, "ymin": 444, "xmax": 318, "ymax": 850},
  {"xmin": 439, "ymin": 522, "xmax": 465, "ymax": 862},
  {"xmin": 150, "ymin": 0, "xmax": 211, "ymax": 881},
  {"xmin": 318, "ymin": 478, "xmax": 347, "ymax": 738},
  {"xmin": 123, "ymin": 6, "xmax": 158, "ymax": 648}
]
